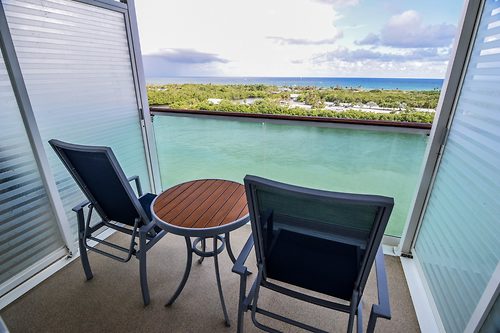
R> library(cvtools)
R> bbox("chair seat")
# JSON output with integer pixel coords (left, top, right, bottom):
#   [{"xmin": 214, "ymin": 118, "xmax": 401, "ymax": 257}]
[{"xmin": 265, "ymin": 229, "xmax": 361, "ymax": 301}]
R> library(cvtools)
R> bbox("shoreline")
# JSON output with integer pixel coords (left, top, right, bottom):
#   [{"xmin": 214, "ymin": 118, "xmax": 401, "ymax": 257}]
[
  {"xmin": 147, "ymin": 83, "xmax": 438, "ymax": 124},
  {"xmin": 146, "ymin": 76, "xmax": 443, "ymax": 92}
]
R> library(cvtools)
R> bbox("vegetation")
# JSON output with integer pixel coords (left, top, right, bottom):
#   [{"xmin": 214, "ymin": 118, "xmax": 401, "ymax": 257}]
[{"xmin": 147, "ymin": 84, "xmax": 439, "ymax": 123}]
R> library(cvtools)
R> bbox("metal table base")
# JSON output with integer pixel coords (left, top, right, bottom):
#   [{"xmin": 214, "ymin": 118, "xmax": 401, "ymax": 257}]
[{"xmin": 165, "ymin": 232, "xmax": 237, "ymax": 327}]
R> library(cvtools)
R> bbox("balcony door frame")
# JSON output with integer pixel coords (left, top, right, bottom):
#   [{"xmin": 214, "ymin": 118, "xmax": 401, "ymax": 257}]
[{"xmin": 398, "ymin": 0, "xmax": 482, "ymax": 257}]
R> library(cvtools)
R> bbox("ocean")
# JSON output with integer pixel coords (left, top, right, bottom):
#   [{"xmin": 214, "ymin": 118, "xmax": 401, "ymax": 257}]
[{"xmin": 146, "ymin": 76, "xmax": 444, "ymax": 91}]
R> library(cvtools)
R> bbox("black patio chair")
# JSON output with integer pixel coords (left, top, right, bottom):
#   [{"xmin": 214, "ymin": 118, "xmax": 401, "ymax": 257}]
[
  {"xmin": 49, "ymin": 139, "xmax": 167, "ymax": 305},
  {"xmin": 233, "ymin": 175, "xmax": 394, "ymax": 333}
]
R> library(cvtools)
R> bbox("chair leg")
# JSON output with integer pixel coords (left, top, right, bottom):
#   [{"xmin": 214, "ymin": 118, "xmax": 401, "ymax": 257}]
[
  {"xmin": 214, "ymin": 236, "xmax": 230, "ymax": 327},
  {"xmin": 347, "ymin": 292, "xmax": 359, "ymax": 333},
  {"xmin": 76, "ymin": 208, "xmax": 93, "ymax": 280},
  {"xmin": 139, "ymin": 231, "xmax": 150, "ymax": 306},
  {"xmin": 79, "ymin": 239, "xmax": 93, "ymax": 280},
  {"xmin": 237, "ymin": 271, "xmax": 248, "ymax": 333}
]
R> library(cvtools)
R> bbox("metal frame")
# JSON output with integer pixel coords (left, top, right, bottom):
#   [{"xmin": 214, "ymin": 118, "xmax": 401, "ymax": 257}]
[
  {"xmin": 398, "ymin": 0, "xmax": 483, "ymax": 255},
  {"xmin": 235, "ymin": 175, "xmax": 393, "ymax": 333},
  {"xmin": 49, "ymin": 139, "xmax": 167, "ymax": 305},
  {"xmin": 125, "ymin": 0, "xmax": 163, "ymax": 193}
]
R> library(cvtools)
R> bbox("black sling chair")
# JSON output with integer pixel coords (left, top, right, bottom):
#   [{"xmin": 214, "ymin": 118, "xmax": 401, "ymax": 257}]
[
  {"xmin": 49, "ymin": 139, "xmax": 166, "ymax": 305},
  {"xmin": 233, "ymin": 175, "xmax": 394, "ymax": 333}
]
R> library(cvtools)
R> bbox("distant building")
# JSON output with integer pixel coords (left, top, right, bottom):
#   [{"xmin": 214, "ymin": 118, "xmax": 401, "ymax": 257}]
[{"xmin": 207, "ymin": 98, "xmax": 222, "ymax": 105}]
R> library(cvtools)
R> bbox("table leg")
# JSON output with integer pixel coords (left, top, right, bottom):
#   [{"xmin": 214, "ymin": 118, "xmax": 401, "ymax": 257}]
[
  {"xmin": 197, "ymin": 238, "xmax": 206, "ymax": 264},
  {"xmin": 224, "ymin": 232, "xmax": 237, "ymax": 264},
  {"xmin": 214, "ymin": 236, "xmax": 230, "ymax": 327},
  {"xmin": 165, "ymin": 236, "xmax": 193, "ymax": 306}
]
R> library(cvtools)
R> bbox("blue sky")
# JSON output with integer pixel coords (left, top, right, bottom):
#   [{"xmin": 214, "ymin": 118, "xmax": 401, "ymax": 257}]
[{"xmin": 136, "ymin": 0, "xmax": 464, "ymax": 78}]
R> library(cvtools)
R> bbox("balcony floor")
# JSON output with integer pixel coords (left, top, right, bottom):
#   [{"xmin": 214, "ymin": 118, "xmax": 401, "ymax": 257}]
[{"xmin": 1, "ymin": 225, "xmax": 420, "ymax": 332}]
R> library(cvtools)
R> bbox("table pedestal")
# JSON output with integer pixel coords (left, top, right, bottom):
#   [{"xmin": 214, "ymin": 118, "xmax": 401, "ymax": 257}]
[{"xmin": 166, "ymin": 232, "xmax": 237, "ymax": 327}]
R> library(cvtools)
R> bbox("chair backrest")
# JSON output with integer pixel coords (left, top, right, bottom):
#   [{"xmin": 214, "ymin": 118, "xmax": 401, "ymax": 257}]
[
  {"xmin": 244, "ymin": 175, "xmax": 393, "ymax": 301},
  {"xmin": 49, "ymin": 139, "xmax": 150, "ymax": 226}
]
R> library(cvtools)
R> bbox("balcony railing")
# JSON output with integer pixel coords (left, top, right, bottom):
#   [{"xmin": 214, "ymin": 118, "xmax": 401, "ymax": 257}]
[{"xmin": 150, "ymin": 107, "xmax": 429, "ymax": 238}]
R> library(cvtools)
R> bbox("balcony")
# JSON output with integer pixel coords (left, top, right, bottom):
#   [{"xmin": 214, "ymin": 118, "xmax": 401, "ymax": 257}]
[
  {"xmin": 149, "ymin": 108, "xmax": 430, "ymax": 239},
  {"xmin": 0, "ymin": 0, "xmax": 499, "ymax": 333}
]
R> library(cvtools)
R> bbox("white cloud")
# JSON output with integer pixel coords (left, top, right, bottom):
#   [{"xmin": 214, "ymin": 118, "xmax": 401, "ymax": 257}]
[
  {"xmin": 314, "ymin": 47, "xmax": 450, "ymax": 63},
  {"xmin": 136, "ymin": 1, "xmax": 458, "ymax": 78},
  {"xmin": 267, "ymin": 30, "xmax": 343, "ymax": 45},
  {"xmin": 356, "ymin": 10, "xmax": 457, "ymax": 48},
  {"xmin": 313, "ymin": 0, "xmax": 359, "ymax": 7},
  {"xmin": 303, "ymin": 46, "xmax": 451, "ymax": 77}
]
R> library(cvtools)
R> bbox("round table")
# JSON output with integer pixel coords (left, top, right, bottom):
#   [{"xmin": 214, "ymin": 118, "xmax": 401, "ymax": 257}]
[{"xmin": 151, "ymin": 179, "xmax": 249, "ymax": 326}]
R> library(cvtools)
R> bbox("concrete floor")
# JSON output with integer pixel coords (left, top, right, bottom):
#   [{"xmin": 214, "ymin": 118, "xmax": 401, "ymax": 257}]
[{"xmin": 1, "ymin": 225, "xmax": 420, "ymax": 332}]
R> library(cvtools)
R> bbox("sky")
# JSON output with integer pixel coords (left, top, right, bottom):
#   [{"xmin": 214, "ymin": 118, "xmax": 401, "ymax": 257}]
[{"xmin": 135, "ymin": 0, "xmax": 465, "ymax": 79}]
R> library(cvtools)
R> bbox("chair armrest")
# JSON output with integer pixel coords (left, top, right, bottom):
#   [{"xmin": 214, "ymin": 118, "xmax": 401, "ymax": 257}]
[
  {"xmin": 232, "ymin": 234, "xmax": 254, "ymax": 276},
  {"xmin": 72, "ymin": 200, "xmax": 90, "ymax": 213},
  {"xmin": 127, "ymin": 175, "xmax": 143, "ymax": 197},
  {"xmin": 372, "ymin": 246, "xmax": 391, "ymax": 320},
  {"xmin": 139, "ymin": 220, "xmax": 159, "ymax": 234},
  {"xmin": 366, "ymin": 247, "xmax": 391, "ymax": 333}
]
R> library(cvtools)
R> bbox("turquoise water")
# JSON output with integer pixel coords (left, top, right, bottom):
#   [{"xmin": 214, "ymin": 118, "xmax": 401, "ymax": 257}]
[
  {"xmin": 153, "ymin": 115, "xmax": 428, "ymax": 236},
  {"xmin": 147, "ymin": 76, "xmax": 443, "ymax": 91}
]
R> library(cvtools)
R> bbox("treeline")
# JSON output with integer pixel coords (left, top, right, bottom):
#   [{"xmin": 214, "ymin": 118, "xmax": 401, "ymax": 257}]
[
  {"xmin": 147, "ymin": 84, "xmax": 438, "ymax": 123},
  {"xmin": 297, "ymin": 88, "xmax": 439, "ymax": 109}
]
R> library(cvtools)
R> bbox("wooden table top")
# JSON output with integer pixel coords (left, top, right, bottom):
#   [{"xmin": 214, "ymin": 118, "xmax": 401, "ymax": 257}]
[{"xmin": 153, "ymin": 179, "xmax": 249, "ymax": 230}]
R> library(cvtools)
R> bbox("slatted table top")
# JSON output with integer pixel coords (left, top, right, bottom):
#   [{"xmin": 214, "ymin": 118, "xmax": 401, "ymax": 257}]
[{"xmin": 152, "ymin": 179, "xmax": 249, "ymax": 236}]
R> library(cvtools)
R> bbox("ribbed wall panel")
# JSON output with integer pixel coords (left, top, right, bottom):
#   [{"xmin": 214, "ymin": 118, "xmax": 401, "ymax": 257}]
[
  {"xmin": 0, "ymin": 47, "xmax": 64, "ymax": 288},
  {"xmin": 3, "ymin": 0, "xmax": 150, "ymax": 242},
  {"xmin": 415, "ymin": 1, "xmax": 500, "ymax": 332}
]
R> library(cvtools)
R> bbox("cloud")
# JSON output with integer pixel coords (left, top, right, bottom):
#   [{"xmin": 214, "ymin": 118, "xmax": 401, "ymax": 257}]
[
  {"xmin": 313, "ymin": 0, "xmax": 359, "ymax": 7},
  {"xmin": 313, "ymin": 47, "xmax": 450, "ymax": 63},
  {"xmin": 303, "ymin": 46, "xmax": 452, "ymax": 78},
  {"xmin": 267, "ymin": 33, "xmax": 343, "ymax": 45},
  {"xmin": 142, "ymin": 49, "xmax": 229, "ymax": 76},
  {"xmin": 356, "ymin": 10, "xmax": 456, "ymax": 48},
  {"xmin": 145, "ymin": 48, "xmax": 229, "ymax": 64},
  {"xmin": 355, "ymin": 33, "xmax": 380, "ymax": 46}
]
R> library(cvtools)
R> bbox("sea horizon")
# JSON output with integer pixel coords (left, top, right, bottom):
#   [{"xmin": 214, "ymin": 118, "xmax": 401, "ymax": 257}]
[{"xmin": 146, "ymin": 76, "xmax": 444, "ymax": 91}]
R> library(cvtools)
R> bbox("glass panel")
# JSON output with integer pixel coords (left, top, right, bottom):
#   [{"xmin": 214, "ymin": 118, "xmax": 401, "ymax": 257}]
[
  {"xmin": 0, "ymin": 47, "xmax": 64, "ymax": 289},
  {"xmin": 415, "ymin": 1, "xmax": 500, "ymax": 331},
  {"xmin": 479, "ymin": 294, "xmax": 499, "ymax": 333},
  {"xmin": 3, "ymin": 0, "xmax": 150, "ymax": 242},
  {"xmin": 154, "ymin": 115, "xmax": 427, "ymax": 236}
]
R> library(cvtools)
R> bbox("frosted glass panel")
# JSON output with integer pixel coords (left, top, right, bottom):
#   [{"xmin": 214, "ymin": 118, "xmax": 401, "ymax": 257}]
[
  {"xmin": 0, "ymin": 47, "xmax": 64, "ymax": 289},
  {"xmin": 415, "ymin": 1, "xmax": 500, "ymax": 332},
  {"xmin": 3, "ymin": 0, "xmax": 150, "ymax": 242}
]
